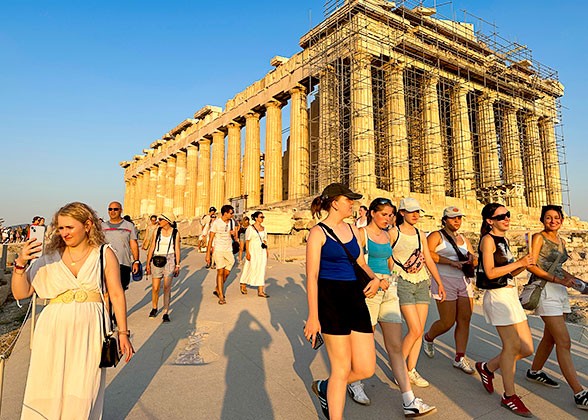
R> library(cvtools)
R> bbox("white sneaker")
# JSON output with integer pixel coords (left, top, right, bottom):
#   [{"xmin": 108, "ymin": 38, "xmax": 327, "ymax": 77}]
[
  {"xmin": 423, "ymin": 340, "xmax": 435, "ymax": 358},
  {"xmin": 403, "ymin": 397, "xmax": 437, "ymax": 418},
  {"xmin": 347, "ymin": 381, "xmax": 371, "ymax": 406},
  {"xmin": 453, "ymin": 356, "xmax": 475, "ymax": 374},
  {"xmin": 408, "ymin": 369, "xmax": 430, "ymax": 388}
]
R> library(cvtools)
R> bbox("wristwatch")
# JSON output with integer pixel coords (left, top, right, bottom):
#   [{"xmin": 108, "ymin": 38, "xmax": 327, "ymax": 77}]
[
  {"xmin": 118, "ymin": 330, "xmax": 131, "ymax": 336},
  {"xmin": 14, "ymin": 261, "xmax": 28, "ymax": 270}
]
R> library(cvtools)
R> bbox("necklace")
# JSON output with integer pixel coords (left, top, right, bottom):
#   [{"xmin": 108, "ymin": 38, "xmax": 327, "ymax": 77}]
[{"xmin": 68, "ymin": 246, "xmax": 90, "ymax": 266}]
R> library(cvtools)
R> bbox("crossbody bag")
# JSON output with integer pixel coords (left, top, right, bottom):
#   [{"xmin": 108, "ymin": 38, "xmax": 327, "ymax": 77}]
[
  {"xmin": 439, "ymin": 229, "xmax": 475, "ymax": 278},
  {"xmin": 391, "ymin": 227, "xmax": 425, "ymax": 274},
  {"xmin": 99, "ymin": 245, "xmax": 121, "ymax": 368}
]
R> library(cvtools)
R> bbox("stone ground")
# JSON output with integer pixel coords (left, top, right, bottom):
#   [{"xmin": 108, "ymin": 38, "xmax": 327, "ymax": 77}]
[{"xmin": 2, "ymin": 246, "xmax": 588, "ymax": 419}]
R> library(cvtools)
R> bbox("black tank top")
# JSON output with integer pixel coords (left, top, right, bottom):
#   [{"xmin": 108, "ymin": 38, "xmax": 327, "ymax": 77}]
[{"xmin": 478, "ymin": 234, "xmax": 515, "ymax": 284}]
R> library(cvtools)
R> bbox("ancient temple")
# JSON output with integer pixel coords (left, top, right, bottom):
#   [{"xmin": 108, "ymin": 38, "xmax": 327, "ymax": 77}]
[{"xmin": 120, "ymin": 0, "xmax": 567, "ymax": 226}]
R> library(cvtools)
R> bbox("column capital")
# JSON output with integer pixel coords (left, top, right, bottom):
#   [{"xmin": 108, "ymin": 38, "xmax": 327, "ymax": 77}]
[
  {"xmin": 245, "ymin": 110, "xmax": 261, "ymax": 120},
  {"xmin": 478, "ymin": 90, "xmax": 497, "ymax": 104},
  {"xmin": 228, "ymin": 120, "xmax": 242, "ymax": 129},
  {"xmin": 539, "ymin": 115, "xmax": 555, "ymax": 125},
  {"xmin": 423, "ymin": 72, "xmax": 439, "ymax": 86},
  {"xmin": 212, "ymin": 129, "xmax": 225, "ymax": 137},
  {"xmin": 351, "ymin": 50, "xmax": 373, "ymax": 65},
  {"xmin": 289, "ymin": 84, "xmax": 308, "ymax": 96},
  {"xmin": 198, "ymin": 137, "xmax": 211, "ymax": 146},
  {"xmin": 524, "ymin": 113, "xmax": 539, "ymax": 124},
  {"xmin": 266, "ymin": 99, "xmax": 284, "ymax": 110},
  {"xmin": 453, "ymin": 82, "xmax": 470, "ymax": 95}
]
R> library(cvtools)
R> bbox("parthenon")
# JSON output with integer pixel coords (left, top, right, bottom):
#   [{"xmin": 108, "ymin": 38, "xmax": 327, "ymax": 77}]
[{"xmin": 120, "ymin": 0, "xmax": 567, "ymax": 224}]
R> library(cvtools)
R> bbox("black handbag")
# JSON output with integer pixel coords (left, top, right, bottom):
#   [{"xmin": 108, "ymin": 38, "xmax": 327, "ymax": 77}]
[
  {"xmin": 439, "ymin": 230, "xmax": 476, "ymax": 278},
  {"xmin": 99, "ymin": 245, "xmax": 121, "ymax": 368},
  {"xmin": 230, "ymin": 220, "xmax": 240, "ymax": 254},
  {"xmin": 318, "ymin": 223, "xmax": 372, "ymax": 289}
]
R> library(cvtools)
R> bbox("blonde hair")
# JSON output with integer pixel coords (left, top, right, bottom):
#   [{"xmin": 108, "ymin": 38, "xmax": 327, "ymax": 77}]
[{"xmin": 46, "ymin": 202, "xmax": 106, "ymax": 253}]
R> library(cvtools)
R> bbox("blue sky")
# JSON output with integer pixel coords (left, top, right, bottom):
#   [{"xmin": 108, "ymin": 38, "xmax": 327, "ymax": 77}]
[{"xmin": 0, "ymin": 0, "xmax": 586, "ymax": 226}]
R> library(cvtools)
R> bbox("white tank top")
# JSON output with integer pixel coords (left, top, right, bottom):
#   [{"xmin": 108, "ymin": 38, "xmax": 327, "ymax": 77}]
[
  {"xmin": 155, "ymin": 231, "xmax": 174, "ymax": 256},
  {"xmin": 392, "ymin": 228, "xmax": 430, "ymax": 283},
  {"xmin": 434, "ymin": 233, "xmax": 468, "ymax": 278}
]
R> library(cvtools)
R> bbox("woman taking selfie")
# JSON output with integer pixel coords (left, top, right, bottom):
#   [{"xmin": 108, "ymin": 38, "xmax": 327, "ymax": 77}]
[
  {"xmin": 475, "ymin": 203, "xmax": 535, "ymax": 417},
  {"xmin": 304, "ymin": 183, "xmax": 380, "ymax": 420},
  {"xmin": 239, "ymin": 211, "xmax": 269, "ymax": 297},
  {"xmin": 12, "ymin": 202, "xmax": 134, "ymax": 420}
]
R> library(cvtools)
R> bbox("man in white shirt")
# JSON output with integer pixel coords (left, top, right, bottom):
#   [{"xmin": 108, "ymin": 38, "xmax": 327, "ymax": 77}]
[{"xmin": 206, "ymin": 205, "xmax": 237, "ymax": 304}]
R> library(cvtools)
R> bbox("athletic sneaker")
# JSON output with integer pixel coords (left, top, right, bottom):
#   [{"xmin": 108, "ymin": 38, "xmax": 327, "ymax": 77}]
[
  {"xmin": 501, "ymin": 394, "xmax": 532, "ymax": 417},
  {"xmin": 525, "ymin": 369, "xmax": 560, "ymax": 388},
  {"xmin": 148, "ymin": 308, "xmax": 157, "ymax": 318},
  {"xmin": 453, "ymin": 356, "xmax": 475, "ymax": 374},
  {"xmin": 423, "ymin": 339, "xmax": 435, "ymax": 358},
  {"xmin": 475, "ymin": 362, "xmax": 494, "ymax": 393},
  {"xmin": 312, "ymin": 380, "xmax": 330, "ymax": 419},
  {"xmin": 162, "ymin": 314, "xmax": 170, "ymax": 323},
  {"xmin": 575, "ymin": 389, "xmax": 588, "ymax": 410},
  {"xmin": 403, "ymin": 397, "xmax": 437, "ymax": 418},
  {"xmin": 347, "ymin": 381, "xmax": 371, "ymax": 405},
  {"xmin": 408, "ymin": 369, "xmax": 429, "ymax": 387}
]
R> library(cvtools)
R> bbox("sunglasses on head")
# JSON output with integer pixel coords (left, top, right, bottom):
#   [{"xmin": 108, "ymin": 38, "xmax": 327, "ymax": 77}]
[
  {"xmin": 108, "ymin": 208, "xmax": 121, "ymax": 211},
  {"xmin": 491, "ymin": 211, "xmax": 511, "ymax": 221}
]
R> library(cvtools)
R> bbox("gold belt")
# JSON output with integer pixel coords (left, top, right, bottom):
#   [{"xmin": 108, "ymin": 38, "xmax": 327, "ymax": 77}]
[{"xmin": 49, "ymin": 289, "xmax": 102, "ymax": 304}]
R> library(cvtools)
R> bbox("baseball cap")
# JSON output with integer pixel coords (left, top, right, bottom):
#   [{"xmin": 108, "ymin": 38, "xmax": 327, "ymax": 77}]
[
  {"xmin": 399, "ymin": 197, "xmax": 422, "ymax": 212},
  {"xmin": 443, "ymin": 206, "xmax": 464, "ymax": 218},
  {"xmin": 209, "ymin": 207, "xmax": 217, "ymax": 212},
  {"xmin": 321, "ymin": 183, "xmax": 363, "ymax": 200},
  {"xmin": 159, "ymin": 213, "xmax": 175, "ymax": 224}
]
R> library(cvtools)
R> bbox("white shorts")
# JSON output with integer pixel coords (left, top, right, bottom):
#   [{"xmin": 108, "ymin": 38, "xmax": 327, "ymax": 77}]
[
  {"xmin": 365, "ymin": 273, "xmax": 402, "ymax": 325},
  {"xmin": 213, "ymin": 250, "xmax": 235, "ymax": 270},
  {"xmin": 534, "ymin": 282, "xmax": 571, "ymax": 317},
  {"xmin": 483, "ymin": 286, "xmax": 527, "ymax": 326}
]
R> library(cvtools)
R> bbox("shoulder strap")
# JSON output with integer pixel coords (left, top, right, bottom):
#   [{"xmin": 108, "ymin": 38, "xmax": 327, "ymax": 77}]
[
  {"xmin": 363, "ymin": 228, "xmax": 368, "ymax": 254},
  {"xmin": 99, "ymin": 245, "xmax": 113, "ymax": 337},
  {"xmin": 318, "ymin": 222, "xmax": 357, "ymax": 266},
  {"xmin": 440, "ymin": 229, "xmax": 467, "ymax": 261},
  {"xmin": 391, "ymin": 226, "xmax": 401, "ymax": 249}
]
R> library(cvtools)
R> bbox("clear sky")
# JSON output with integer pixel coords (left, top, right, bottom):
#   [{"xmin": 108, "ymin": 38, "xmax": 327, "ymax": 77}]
[{"xmin": 1, "ymin": 0, "xmax": 586, "ymax": 226}]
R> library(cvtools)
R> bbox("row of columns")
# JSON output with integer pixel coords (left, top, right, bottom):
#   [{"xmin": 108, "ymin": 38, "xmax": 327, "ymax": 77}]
[{"xmin": 124, "ymin": 85, "xmax": 311, "ymax": 219}]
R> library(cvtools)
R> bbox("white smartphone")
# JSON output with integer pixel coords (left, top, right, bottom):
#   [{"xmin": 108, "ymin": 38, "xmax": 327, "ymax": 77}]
[{"xmin": 28, "ymin": 225, "xmax": 46, "ymax": 257}]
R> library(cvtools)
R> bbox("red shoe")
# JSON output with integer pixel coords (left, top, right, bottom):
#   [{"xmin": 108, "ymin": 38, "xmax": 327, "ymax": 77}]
[
  {"xmin": 501, "ymin": 394, "xmax": 532, "ymax": 418},
  {"xmin": 475, "ymin": 362, "xmax": 494, "ymax": 393}
]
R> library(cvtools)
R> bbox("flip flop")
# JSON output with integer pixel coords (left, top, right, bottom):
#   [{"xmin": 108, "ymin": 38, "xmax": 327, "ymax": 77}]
[
  {"xmin": 218, "ymin": 297, "xmax": 226, "ymax": 305},
  {"xmin": 240, "ymin": 286, "xmax": 247, "ymax": 295},
  {"xmin": 257, "ymin": 293, "xmax": 270, "ymax": 298}
]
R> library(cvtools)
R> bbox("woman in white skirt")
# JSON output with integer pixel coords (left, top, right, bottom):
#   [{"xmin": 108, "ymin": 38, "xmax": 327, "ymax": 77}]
[
  {"xmin": 474, "ymin": 203, "xmax": 535, "ymax": 417},
  {"xmin": 239, "ymin": 211, "xmax": 269, "ymax": 297}
]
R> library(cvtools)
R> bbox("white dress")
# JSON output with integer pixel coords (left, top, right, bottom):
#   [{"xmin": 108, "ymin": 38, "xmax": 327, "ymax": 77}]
[
  {"xmin": 239, "ymin": 226, "xmax": 268, "ymax": 287},
  {"xmin": 21, "ymin": 247, "xmax": 107, "ymax": 420}
]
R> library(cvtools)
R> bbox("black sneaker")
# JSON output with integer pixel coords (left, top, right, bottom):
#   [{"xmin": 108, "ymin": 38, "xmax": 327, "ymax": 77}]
[
  {"xmin": 575, "ymin": 389, "xmax": 588, "ymax": 410},
  {"xmin": 162, "ymin": 314, "xmax": 170, "ymax": 323},
  {"xmin": 312, "ymin": 380, "xmax": 330, "ymax": 419},
  {"xmin": 525, "ymin": 369, "xmax": 560, "ymax": 388},
  {"xmin": 148, "ymin": 308, "xmax": 158, "ymax": 318}
]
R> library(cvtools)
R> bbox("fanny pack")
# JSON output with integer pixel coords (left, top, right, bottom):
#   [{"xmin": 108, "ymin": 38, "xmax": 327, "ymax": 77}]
[
  {"xmin": 152, "ymin": 227, "xmax": 177, "ymax": 268},
  {"xmin": 391, "ymin": 227, "xmax": 425, "ymax": 274}
]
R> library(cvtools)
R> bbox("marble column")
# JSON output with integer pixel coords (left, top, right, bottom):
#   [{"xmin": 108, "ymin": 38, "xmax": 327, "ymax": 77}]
[
  {"xmin": 386, "ymin": 62, "xmax": 409, "ymax": 196},
  {"xmin": 244, "ymin": 112, "xmax": 261, "ymax": 207},
  {"xmin": 477, "ymin": 92, "xmax": 502, "ymax": 193},
  {"xmin": 128, "ymin": 176, "xmax": 137, "ymax": 218},
  {"xmin": 501, "ymin": 105, "xmax": 526, "ymax": 207},
  {"xmin": 140, "ymin": 170, "xmax": 150, "ymax": 216},
  {"xmin": 184, "ymin": 144, "xmax": 198, "ymax": 219},
  {"xmin": 155, "ymin": 160, "xmax": 166, "ymax": 214},
  {"xmin": 124, "ymin": 178, "xmax": 131, "ymax": 217},
  {"xmin": 264, "ymin": 100, "xmax": 283, "ymax": 203},
  {"xmin": 449, "ymin": 84, "xmax": 476, "ymax": 200},
  {"xmin": 174, "ymin": 150, "xmax": 187, "ymax": 218},
  {"xmin": 539, "ymin": 117, "xmax": 562, "ymax": 205},
  {"xmin": 422, "ymin": 74, "xmax": 444, "ymax": 196},
  {"xmin": 289, "ymin": 85, "xmax": 310, "ymax": 199},
  {"xmin": 524, "ymin": 114, "xmax": 547, "ymax": 207},
  {"xmin": 226, "ymin": 122, "xmax": 242, "ymax": 201},
  {"xmin": 196, "ymin": 138, "xmax": 211, "ymax": 215},
  {"xmin": 350, "ymin": 52, "xmax": 376, "ymax": 194},
  {"xmin": 210, "ymin": 130, "xmax": 226, "ymax": 208},
  {"xmin": 164, "ymin": 156, "xmax": 176, "ymax": 214},
  {"xmin": 147, "ymin": 166, "xmax": 157, "ymax": 216},
  {"xmin": 318, "ymin": 65, "xmax": 340, "ymax": 190}
]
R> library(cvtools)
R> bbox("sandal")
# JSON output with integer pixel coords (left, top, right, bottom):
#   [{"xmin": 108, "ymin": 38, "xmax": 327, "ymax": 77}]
[
  {"xmin": 240, "ymin": 285, "xmax": 247, "ymax": 295},
  {"xmin": 258, "ymin": 293, "xmax": 270, "ymax": 298},
  {"xmin": 213, "ymin": 290, "xmax": 219, "ymax": 297},
  {"xmin": 218, "ymin": 297, "xmax": 226, "ymax": 305}
]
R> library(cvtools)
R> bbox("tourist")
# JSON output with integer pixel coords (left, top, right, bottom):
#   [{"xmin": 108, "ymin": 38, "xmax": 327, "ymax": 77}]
[
  {"xmin": 350, "ymin": 197, "xmax": 435, "ymax": 417},
  {"xmin": 11, "ymin": 202, "xmax": 134, "ymax": 419},
  {"xmin": 199, "ymin": 207, "xmax": 217, "ymax": 252},
  {"xmin": 304, "ymin": 183, "xmax": 380, "ymax": 420},
  {"xmin": 423, "ymin": 207, "xmax": 478, "ymax": 374},
  {"xmin": 145, "ymin": 213, "xmax": 180, "ymax": 323},
  {"xmin": 356, "ymin": 205, "xmax": 368, "ymax": 228},
  {"xmin": 526, "ymin": 205, "xmax": 587, "ymax": 410},
  {"xmin": 474, "ymin": 203, "xmax": 535, "ymax": 417},
  {"xmin": 238, "ymin": 216, "xmax": 250, "ymax": 263},
  {"xmin": 142, "ymin": 215, "xmax": 158, "ymax": 251},
  {"xmin": 391, "ymin": 197, "xmax": 444, "ymax": 388},
  {"xmin": 206, "ymin": 205, "xmax": 237, "ymax": 304},
  {"xmin": 101, "ymin": 202, "xmax": 140, "ymax": 290},
  {"xmin": 239, "ymin": 211, "xmax": 269, "ymax": 297}
]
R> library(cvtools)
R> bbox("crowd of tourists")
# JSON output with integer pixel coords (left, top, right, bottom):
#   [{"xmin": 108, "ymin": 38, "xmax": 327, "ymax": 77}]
[
  {"xmin": 1, "ymin": 216, "xmax": 46, "ymax": 244},
  {"xmin": 304, "ymin": 182, "xmax": 588, "ymax": 419}
]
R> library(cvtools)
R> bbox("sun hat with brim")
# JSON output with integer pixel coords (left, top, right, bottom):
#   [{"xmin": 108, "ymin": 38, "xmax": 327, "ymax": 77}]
[
  {"xmin": 321, "ymin": 183, "xmax": 363, "ymax": 200},
  {"xmin": 159, "ymin": 213, "xmax": 175, "ymax": 224},
  {"xmin": 443, "ymin": 206, "xmax": 464, "ymax": 218},
  {"xmin": 399, "ymin": 197, "xmax": 422, "ymax": 212}
]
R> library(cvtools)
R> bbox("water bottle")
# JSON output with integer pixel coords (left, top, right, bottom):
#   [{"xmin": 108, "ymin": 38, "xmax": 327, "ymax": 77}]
[{"xmin": 572, "ymin": 278, "xmax": 588, "ymax": 295}]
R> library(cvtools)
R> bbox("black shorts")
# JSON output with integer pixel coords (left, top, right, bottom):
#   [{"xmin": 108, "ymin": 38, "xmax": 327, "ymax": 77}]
[
  {"xmin": 318, "ymin": 278, "xmax": 372, "ymax": 335},
  {"xmin": 120, "ymin": 265, "xmax": 131, "ymax": 290}
]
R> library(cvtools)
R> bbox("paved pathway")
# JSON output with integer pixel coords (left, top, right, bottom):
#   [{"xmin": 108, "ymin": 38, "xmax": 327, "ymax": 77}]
[{"xmin": 3, "ymin": 246, "xmax": 588, "ymax": 419}]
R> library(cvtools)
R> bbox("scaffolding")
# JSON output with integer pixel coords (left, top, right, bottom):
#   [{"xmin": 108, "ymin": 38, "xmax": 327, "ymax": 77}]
[{"xmin": 301, "ymin": 0, "xmax": 568, "ymax": 212}]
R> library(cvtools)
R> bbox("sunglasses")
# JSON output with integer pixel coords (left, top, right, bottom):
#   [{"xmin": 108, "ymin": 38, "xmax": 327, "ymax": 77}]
[
  {"xmin": 258, "ymin": 216, "xmax": 265, "ymax": 219},
  {"xmin": 108, "ymin": 208, "xmax": 121, "ymax": 211},
  {"xmin": 375, "ymin": 198, "xmax": 392, "ymax": 205},
  {"xmin": 491, "ymin": 211, "xmax": 511, "ymax": 221}
]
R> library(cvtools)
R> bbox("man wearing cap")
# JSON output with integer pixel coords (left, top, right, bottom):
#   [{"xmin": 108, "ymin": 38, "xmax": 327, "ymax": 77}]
[{"xmin": 102, "ymin": 201, "xmax": 139, "ymax": 290}]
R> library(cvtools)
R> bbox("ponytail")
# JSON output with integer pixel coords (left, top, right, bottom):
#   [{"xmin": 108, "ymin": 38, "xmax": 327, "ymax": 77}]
[
  {"xmin": 310, "ymin": 195, "xmax": 339, "ymax": 219},
  {"xmin": 480, "ymin": 203, "xmax": 505, "ymax": 237}
]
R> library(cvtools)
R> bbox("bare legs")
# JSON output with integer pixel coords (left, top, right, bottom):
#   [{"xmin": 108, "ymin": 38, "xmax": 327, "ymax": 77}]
[
  {"xmin": 151, "ymin": 275, "xmax": 173, "ymax": 313},
  {"xmin": 401, "ymin": 303, "xmax": 429, "ymax": 371},
  {"xmin": 323, "ymin": 332, "xmax": 375, "ymax": 420},
  {"xmin": 426, "ymin": 297, "xmax": 473, "ymax": 354},
  {"xmin": 216, "ymin": 268, "xmax": 229, "ymax": 300},
  {"xmin": 531, "ymin": 315, "xmax": 583, "ymax": 394},
  {"xmin": 487, "ymin": 321, "xmax": 534, "ymax": 396},
  {"xmin": 380, "ymin": 322, "xmax": 411, "ymax": 392}
]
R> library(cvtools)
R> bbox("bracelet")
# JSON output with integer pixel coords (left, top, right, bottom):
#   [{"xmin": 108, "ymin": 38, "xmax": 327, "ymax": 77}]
[
  {"xmin": 552, "ymin": 275, "xmax": 557, "ymax": 282},
  {"xmin": 133, "ymin": 260, "xmax": 140, "ymax": 264},
  {"xmin": 14, "ymin": 261, "xmax": 28, "ymax": 270},
  {"xmin": 118, "ymin": 330, "xmax": 131, "ymax": 336}
]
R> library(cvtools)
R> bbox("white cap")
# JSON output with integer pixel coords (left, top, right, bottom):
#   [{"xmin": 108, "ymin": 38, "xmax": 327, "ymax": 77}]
[
  {"xmin": 443, "ymin": 206, "xmax": 464, "ymax": 218},
  {"xmin": 399, "ymin": 197, "xmax": 422, "ymax": 212}
]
